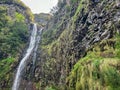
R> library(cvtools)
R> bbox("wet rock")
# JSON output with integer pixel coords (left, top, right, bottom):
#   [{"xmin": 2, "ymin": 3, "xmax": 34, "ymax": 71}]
[{"xmin": 93, "ymin": 36, "xmax": 100, "ymax": 43}]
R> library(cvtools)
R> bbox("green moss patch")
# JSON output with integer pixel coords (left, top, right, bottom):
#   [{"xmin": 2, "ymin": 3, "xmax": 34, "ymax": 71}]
[{"xmin": 0, "ymin": 58, "xmax": 15, "ymax": 79}]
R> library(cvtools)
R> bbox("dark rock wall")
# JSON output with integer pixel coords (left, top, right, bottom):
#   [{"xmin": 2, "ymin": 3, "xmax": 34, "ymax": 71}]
[{"xmin": 30, "ymin": 0, "xmax": 120, "ymax": 89}]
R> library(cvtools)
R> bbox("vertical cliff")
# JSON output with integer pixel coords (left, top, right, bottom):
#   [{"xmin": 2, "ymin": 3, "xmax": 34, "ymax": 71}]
[
  {"xmin": 1, "ymin": 0, "xmax": 120, "ymax": 90},
  {"xmin": 32, "ymin": 0, "xmax": 120, "ymax": 89}
]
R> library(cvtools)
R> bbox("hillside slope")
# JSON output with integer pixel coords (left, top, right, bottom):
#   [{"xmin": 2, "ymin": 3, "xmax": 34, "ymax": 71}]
[{"xmin": 0, "ymin": 0, "xmax": 33, "ymax": 89}]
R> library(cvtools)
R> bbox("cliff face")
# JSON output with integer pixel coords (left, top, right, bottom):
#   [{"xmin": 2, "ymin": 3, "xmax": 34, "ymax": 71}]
[
  {"xmin": 1, "ymin": 0, "xmax": 120, "ymax": 89},
  {"xmin": 0, "ymin": 0, "xmax": 33, "ymax": 89},
  {"xmin": 0, "ymin": 0, "xmax": 34, "ymax": 22},
  {"xmin": 32, "ymin": 0, "xmax": 120, "ymax": 89},
  {"xmin": 34, "ymin": 13, "xmax": 51, "ymax": 27}
]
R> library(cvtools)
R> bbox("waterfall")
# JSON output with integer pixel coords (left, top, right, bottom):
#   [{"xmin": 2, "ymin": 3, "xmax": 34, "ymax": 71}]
[
  {"xmin": 12, "ymin": 24, "xmax": 37, "ymax": 90},
  {"xmin": 32, "ymin": 28, "xmax": 42, "ymax": 66},
  {"xmin": 31, "ymin": 28, "xmax": 42, "ymax": 78}
]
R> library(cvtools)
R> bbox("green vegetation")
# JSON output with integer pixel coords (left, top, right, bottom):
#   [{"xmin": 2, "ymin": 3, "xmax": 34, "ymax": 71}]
[
  {"xmin": 0, "ymin": 57, "xmax": 16, "ymax": 88},
  {"xmin": 41, "ymin": 25, "xmax": 58, "ymax": 45},
  {"xmin": 15, "ymin": 12, "xmax": 25, "ymax": 22},
  {"xmin": 0, "ymin": 6, "xmax": 28, "ymax": 59},
  {"xmin": 115, "ymin": 35, "xmax": 120, "ymax": 58},
  {"xmin": 67, "ymin": 57, "xmax": 120, "ymax": 90},
  {"xmin": 73, "ymin": 0, "xmax": 84, "ymax": 22},
  {"xmin": 0, "ymin": 0, "xmax": 120, "ymax": 89},
  {"xmin": 67, "ymin": 37, "xmax": 120, "ymax": 90},
  {"xmin": 0, "ymin": 0, "xmax": 33, "ymax": 88},
  {"xmin": 45, "ymin": 86, "xmax": 57, "ymax": 90},
  {"xmin": 70, "ymin": 0, "xmax": 78, "ymax": 4},
  {"xmin": 0, "ymin": 0, "xmax": 34, "ymax": 21},
  {"xmin": 33, "ymin": 0, "xmax": 120, "ymax": 90},
  {"xmin": 0, "ymin": 58, "xmax": 15, "ymax": 79},
  {"xmin": 69, "ymin": 58, "xmax": 120, "ymax": 89}
]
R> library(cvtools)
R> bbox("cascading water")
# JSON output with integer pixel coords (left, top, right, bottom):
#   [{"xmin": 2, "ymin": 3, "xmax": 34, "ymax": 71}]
[
  {"xmin": 32, "ymin": 28, "xmax": 42, "ymax": 66},
  {"xmin": 31, "ymin": 28, "xmax": 42, "ymax": 78},
  {"xmin": 12, "ymin": 24, "xmax": 37, "ymax": 90}
]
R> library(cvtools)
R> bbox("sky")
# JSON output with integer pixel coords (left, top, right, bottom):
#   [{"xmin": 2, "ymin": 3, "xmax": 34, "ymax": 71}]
[{"xmin": 21, "ymin": 0, "xmax": 58, "ymax": 14}]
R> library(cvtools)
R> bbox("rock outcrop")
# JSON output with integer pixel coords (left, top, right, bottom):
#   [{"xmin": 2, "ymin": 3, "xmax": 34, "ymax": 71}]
[
  {"xmin": 34, "ymin": 13, "xmax": 51, "ymax": 27},
  {"xmin": 29, "ymin": 0, "xmax": 120, "ymax": 89}
]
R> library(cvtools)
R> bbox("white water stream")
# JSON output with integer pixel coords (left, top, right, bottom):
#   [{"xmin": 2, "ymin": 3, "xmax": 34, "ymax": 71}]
[{"xmin": 12, "ymin": 24, "xmax": 37, "ymax": 90}]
